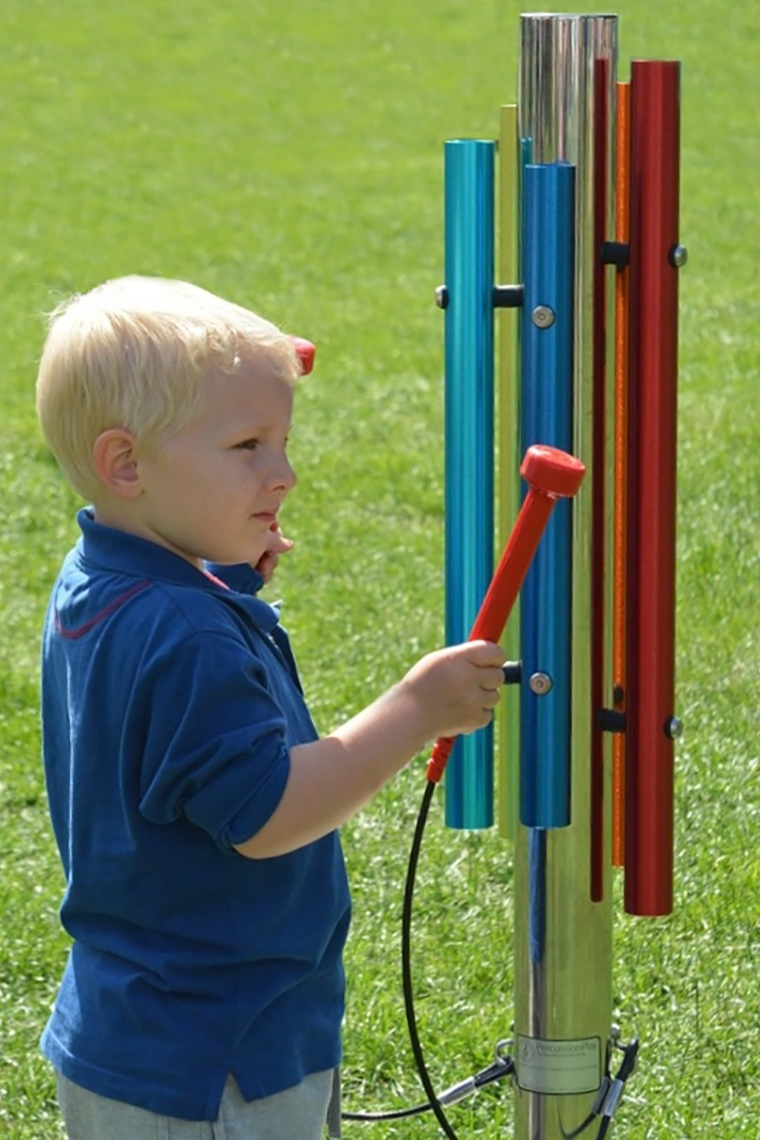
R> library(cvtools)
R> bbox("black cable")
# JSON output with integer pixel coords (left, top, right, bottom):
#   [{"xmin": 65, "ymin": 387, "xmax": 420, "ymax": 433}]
[
  {"xmin": 342, "ymin": 1102, "xmax": 432, "ymax": 1122},
  {"xmin": 341, "ymin": 771, "xmax": 515, "ymax": 1129},
  {"xmin": 345, "ymin": 762, "xmax": 640, "ymax": 1139},
  {"xmin": 561, "ymin": 1112, "xmax": 597, "ymax": 1139},
  {"xmin": 341, "ymin": 1055, "xmax": 515, "ymax": 1123},
  {"xmin": 401, "ymin": 779, "xmax": 460, "ymax": 1140}
]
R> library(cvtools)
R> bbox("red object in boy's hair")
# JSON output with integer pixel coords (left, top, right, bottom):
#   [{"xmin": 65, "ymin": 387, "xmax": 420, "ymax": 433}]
[{"xmin": 291, "ymin": 337, "xmax": 316, "ymax": 375}]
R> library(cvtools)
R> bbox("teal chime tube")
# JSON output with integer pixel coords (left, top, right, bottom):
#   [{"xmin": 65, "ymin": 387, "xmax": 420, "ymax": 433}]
[
  {"xmin": 519, "ymin": 161, "xmax": 575, "ymax": 829},
  {"xmin": 443, "ymin": 139, "xmax": 495, "ymax": 830}
]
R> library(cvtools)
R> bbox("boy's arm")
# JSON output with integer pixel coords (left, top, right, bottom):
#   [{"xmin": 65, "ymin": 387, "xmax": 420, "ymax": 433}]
[{"xmin": 233, "ymin": 640, "xmax": 505, "ymax": 859}]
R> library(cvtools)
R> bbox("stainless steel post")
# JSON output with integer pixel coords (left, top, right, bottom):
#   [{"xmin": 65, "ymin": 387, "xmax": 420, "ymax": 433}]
[{"xmin": 513, "ymin": 15, "xmax": 618, "ymax": 1140}]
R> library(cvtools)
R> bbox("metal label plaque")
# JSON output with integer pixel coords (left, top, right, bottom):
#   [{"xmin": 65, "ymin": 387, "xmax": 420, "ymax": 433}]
[{"xmin": 516, "ymin": 1035, "xmax": 602, "ymax": 1095}]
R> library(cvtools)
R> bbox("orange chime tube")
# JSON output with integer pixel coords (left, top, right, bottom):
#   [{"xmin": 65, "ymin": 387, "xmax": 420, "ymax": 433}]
[{"xmin": 624, "ymin": 60, "xmax": 683, "ymax": 917}]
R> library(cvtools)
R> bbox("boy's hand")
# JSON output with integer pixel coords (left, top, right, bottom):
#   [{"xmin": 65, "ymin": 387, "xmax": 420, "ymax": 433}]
[
  {"xmin": 400, "ymin": 640, "xmax": 507, "ymax": 743},
  {"xmin": 254, "ymin": 524, "xmax": 294, "ymax": 584},
  {"xmin": 234, "ymin": 638, "xmax": 506, "ymax": 859}
]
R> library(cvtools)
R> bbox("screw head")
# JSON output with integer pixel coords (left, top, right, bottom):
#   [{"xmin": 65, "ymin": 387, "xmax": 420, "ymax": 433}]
[
  {"xmin": 529, "ymin": 671, "xmax": 553, "ymax": 696},
  {"xmin": 665, "ymin": 716, "xmax": 683, "ymax": 740},
  {"xmin": 531, "ymin": 304, "xmax": 555, "ymax": 329},
  {"xmin": 435, "ymin": 285, "xmax": 449, "ymax": 310},
  {"xmin": 669, "ymin": 244, "xmax": 688, "ymax": 268}
]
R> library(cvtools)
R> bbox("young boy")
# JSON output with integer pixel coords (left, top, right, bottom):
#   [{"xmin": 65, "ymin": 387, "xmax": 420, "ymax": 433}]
[{"xmin": 36, "ymin": 276, "xmax": 506, "ymax": 1139}]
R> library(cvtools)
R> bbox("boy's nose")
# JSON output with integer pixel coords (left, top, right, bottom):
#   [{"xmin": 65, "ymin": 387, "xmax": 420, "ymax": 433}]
[{"xmin": 272, "ymin": 456, "xmax": 297, "ymax": 491}]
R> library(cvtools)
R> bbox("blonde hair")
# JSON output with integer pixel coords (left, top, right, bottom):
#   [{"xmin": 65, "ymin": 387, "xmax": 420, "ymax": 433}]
[{"xmin": 36, "ymin": 275, "xmax": 301, "ymax": 500}]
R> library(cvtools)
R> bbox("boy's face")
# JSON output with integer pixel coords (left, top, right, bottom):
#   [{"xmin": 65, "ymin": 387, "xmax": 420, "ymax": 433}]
[{"xmin": 134, "ymin": 359, "xmax": 296, "ymax": 569}]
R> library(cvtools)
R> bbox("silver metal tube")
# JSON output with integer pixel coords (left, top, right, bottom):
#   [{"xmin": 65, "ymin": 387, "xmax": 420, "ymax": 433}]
[{"xmin": 513, "ymin": 15, "xmax": 618, "ymax": 1140}]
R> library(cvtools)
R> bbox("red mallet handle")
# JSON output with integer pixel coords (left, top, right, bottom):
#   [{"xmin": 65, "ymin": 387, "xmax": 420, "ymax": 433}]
[{"xmin": 426, "ymin": 445, "xmax": 585, "ymax": 784}]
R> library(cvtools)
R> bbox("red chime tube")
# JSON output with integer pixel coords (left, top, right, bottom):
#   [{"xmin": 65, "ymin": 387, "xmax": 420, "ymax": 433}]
[
  {"xmin": 612, "ymin": 80, "xmax": 631, "ymax": 869},
  {"xmin": 624, "ymin": 60, "xmax": 682, "ymax": 917}
]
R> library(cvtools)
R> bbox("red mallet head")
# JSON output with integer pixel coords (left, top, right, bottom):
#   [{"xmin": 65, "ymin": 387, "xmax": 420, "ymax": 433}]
[{"xmin": 520, "ymin": 444, "xmax": 586, "ymax": 499}]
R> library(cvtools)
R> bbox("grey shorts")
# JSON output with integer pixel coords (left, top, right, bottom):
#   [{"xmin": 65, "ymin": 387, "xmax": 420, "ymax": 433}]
[{"xmin": 55, "ymin": 1069, "xmax": 336, "ymax": 1140}]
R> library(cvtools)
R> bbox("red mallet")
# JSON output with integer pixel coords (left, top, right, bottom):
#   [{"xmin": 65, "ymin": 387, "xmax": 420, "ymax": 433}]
[{"xmin": 426, "ymin": 444, "xmax": 586, "ymax": 784}]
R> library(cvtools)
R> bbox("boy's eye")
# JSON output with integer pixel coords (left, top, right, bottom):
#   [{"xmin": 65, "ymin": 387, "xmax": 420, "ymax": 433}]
[{"xmin": 235, "ymin": 438, "xmax": 260, "ymax": 451}]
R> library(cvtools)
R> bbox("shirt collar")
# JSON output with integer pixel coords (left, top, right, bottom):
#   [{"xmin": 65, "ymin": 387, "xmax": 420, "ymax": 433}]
[{"xmin": 75, "ymin": 508, "xmax": 280, "ymax": 634}]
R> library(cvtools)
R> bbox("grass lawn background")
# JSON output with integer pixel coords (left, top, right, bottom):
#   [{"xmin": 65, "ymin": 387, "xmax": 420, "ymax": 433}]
[{"xmin": 1, "ymin": 0, "xmax": 758, "ymax": 1136}]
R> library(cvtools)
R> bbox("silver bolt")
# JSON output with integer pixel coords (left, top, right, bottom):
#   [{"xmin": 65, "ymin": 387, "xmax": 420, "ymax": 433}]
[
  {"xmin": 435, "ymin": 285, "xmax": 449, "ymax": 309},
  {"xmin": 531, "ymin": 304, "xmax": 555, "ymax": 329},
  {"xmin": 669, "ymin": 244, "xmax": 688, "ymax": 268},
  {"xmin": 529, "ymin": 671, "xmax": 553, "ymax": 696},
  {"xmin": 665, "ymin": 716, "xmax": 683, "ymax": 740}
]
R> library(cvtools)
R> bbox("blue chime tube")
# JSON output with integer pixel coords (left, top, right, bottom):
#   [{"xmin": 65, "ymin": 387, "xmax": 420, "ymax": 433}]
[
  {"xmin": 443, "ymin": 139, "xmax": 495, "ymax": 829},
  {"xmin": 519, "ymin": 161, "xmax": 575, "ymax": 829}
]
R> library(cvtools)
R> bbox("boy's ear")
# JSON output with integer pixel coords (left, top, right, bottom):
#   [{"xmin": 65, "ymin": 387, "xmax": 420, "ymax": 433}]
[{"xmin": 92, "ymin": 429, "xmax": 143, "ymax": 499}]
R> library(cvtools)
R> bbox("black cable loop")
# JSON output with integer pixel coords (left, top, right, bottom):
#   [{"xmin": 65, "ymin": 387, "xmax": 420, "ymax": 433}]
[
  {"xmin": 401, "ymin": 779, "xmax": 461, "ymax": 1140},
  {"xmin": 340, "ymin": 771, "xmax": 514, "ymax": 1129}
]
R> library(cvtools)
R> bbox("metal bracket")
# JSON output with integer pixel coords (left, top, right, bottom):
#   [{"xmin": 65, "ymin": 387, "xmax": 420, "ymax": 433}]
[
  {"xmin": 599, "ymin": 240, "xmax": 630, "ymax": 268},
  {"xmin": 597, "ymin": 708, "xmax": 626, "ymax": 734},
  {"xmin": 435, "ymin": 283, "xmax": 525, "ymax": 310},
  {"xmin": 493, "ymin": 283, "xmax": 525, "ymax": 308}
]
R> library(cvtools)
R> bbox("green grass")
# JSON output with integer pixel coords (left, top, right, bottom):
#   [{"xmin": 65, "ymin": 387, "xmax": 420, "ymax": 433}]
[{"xmin": 1, "ymin": 0, "xmax": 759, "ymax": 1137}]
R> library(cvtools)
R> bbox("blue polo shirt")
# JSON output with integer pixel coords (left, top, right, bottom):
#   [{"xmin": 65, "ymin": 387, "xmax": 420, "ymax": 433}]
[{"xmin": 40, "ymin": 510, "xmax": 350, "ymax": 1121}]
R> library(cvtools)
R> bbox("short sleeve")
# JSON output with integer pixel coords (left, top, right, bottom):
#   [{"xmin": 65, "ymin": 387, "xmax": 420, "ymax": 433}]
[{"xmin": 135, "ymin": 631, "xmax": 291, "ymax": 850}]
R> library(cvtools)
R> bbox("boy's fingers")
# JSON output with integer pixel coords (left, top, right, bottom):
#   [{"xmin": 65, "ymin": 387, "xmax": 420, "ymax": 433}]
[
  {"xmin": 479, "ymin": 667, "xmax": 508, "ymax": 692},
  {"xmin": 267, "ymin": 532, "xmax": 294, "ymax": 555},
  {"xmin": 466, "ymin": 639, "xmax": 507, "ymax": 667}
]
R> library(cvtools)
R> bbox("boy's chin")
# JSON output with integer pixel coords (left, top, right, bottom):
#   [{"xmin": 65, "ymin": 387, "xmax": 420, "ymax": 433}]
[
  {"xmin": 210, "ymin": 554, "xmax": 263, "ymax": 568},
  {"xmin": 204, "ymin": 542, "xmax": 266, "ymax": 569}
]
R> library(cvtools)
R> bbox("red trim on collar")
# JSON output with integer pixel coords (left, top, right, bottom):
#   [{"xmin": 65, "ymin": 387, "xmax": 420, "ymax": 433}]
[
  {"xmin": 55, "ymin": 580, "xmax": 152, "ymax": 640},
  {"xmin": 203, "ymin": 571, "xmax": 231, "ymax": 590}
]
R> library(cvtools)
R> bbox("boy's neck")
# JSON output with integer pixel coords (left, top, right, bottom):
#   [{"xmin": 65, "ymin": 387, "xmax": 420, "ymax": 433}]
[{"xmin": 91, "ymin": 500, "xmax": 204, "ymax": 570}]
